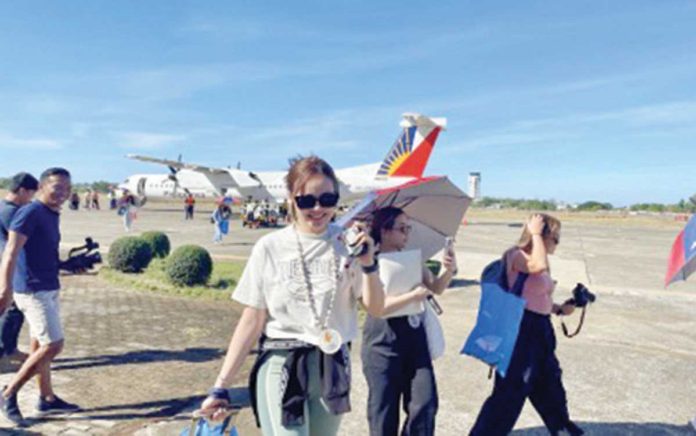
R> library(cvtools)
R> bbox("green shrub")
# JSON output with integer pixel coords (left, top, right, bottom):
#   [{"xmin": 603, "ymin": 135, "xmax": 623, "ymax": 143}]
[
  {"xmin": 108, "ymin": 237, "xmax": 153, "ymax": 273},
  {"xmin": 165, "ymin": 245, "xmax": 213, "ymax": 286},
  {"xmin": 140, "ymin": 231, "xmax": 171, "ymax": 258}
]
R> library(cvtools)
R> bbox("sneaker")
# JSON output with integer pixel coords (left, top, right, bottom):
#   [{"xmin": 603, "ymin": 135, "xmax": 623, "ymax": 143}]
[
  {"xmin": 1, "ymin": 388, "xmax": 26, "ymax": 427},
  {"xmin": 36, "ymin": 395, "xmax": 80, "ymax": 416}
]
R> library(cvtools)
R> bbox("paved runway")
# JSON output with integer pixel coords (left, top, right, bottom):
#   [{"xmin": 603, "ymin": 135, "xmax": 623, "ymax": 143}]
[{"xmin": 1, "ymin": 205, "xmax": 693, "ymax": 434}]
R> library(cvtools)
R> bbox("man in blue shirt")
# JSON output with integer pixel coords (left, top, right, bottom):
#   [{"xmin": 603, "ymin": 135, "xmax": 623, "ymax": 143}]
[
  {"xmin": 0, "ymin": 168, "xmax": 79, "ymax": 427},
  {"xmin": 0, "ymin": 172, "xmax": 39, "ymax": 367}
]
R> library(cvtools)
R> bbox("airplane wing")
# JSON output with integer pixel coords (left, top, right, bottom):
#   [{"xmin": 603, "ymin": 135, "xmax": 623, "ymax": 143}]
[{"xmin": 126, "ymin": 154, "xmax": 229, "ymax": 175}]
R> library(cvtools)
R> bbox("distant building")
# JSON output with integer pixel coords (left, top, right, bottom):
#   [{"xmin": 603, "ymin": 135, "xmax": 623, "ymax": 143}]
[{"xmin": 468, "ymin": 172, "xmax": 481, "ymax": 201}]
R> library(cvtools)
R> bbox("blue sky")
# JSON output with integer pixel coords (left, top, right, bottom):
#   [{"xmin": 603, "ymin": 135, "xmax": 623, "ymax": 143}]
[{"xmin": 1, "ymin": 1, "xmax": 695, "ymax": 206}]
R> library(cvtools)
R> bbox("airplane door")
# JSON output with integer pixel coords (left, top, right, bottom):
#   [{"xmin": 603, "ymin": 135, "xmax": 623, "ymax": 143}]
[{"xmin": 137, "ymin": 177, "xmax": 147, "ymax": 196}]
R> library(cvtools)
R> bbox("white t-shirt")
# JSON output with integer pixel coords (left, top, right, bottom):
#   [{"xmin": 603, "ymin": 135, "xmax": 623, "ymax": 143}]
[{"xmin": 233, "ymin": 224, "xmax": 363, "ymax": 346}]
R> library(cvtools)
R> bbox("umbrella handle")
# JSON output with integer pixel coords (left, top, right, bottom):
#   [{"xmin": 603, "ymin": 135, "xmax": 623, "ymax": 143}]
[{"xmin": 426, "ymin": 295, "xmax": 443, "ymax": 315}]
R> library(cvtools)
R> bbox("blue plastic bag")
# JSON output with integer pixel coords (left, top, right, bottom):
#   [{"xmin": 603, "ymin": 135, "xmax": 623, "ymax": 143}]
[
  {"xmin": 180, "ymin": 416, "xmax": 239, "ymax": 436},
  {"xmin": 219, "ymin": 220, "xmax": 229, "ymax": 235},
  {"xmin": 461, "ymin": 281, "xmax": 526, "ymax": 377}
]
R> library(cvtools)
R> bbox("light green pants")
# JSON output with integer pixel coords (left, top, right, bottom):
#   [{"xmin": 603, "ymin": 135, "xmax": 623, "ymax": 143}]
[{"xmin": 256, "ymin": 349, "xmax": 343, "ymax": 436}]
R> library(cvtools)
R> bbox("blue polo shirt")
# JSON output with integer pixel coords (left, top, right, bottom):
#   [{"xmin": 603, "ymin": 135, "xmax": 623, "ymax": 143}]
[
  {"xmin": 0, "ymin": 199, "xmax": 28, "ymax": 290},
  {"xmin": 9, "ymin": 200, "xmax": 61, "ymax": 292}
]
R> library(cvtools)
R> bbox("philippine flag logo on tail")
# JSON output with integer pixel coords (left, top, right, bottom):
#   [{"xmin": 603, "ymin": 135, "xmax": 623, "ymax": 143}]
[
  {"xmin": 377, "ymin": 113, "xmax": 446, "ymax": 179},
  {"xmin": 665, "ymin": 214, "xmax": 696, "ymax": 287}
]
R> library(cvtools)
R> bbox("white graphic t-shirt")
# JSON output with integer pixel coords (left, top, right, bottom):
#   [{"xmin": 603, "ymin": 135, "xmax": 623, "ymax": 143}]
[{"xmin": 233, "ymin": 224, "xmax": 363, "ymax": 346}]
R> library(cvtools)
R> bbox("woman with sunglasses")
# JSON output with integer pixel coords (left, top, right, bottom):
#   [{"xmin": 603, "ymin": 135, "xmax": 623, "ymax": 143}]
[
  {"xmin": 198, "ymin": 155, "xmax": 384, "ymax": 435},
  {"xmin": 362, "ymin": 206, "xmax": 457, "ymax": 436},
  {"xmin": 470, "ymin": 213, "xmax": 583, "ymax": 436}
]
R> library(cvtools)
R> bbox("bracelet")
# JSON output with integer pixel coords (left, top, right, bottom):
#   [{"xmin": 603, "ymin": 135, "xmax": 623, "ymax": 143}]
[
  {"xmin": 208, "ymin": 387, "xmax": 230, "ymax": 402},
  {"xmin": 361, "ymin": 258, "xmax": 379, "ymax": 274}
]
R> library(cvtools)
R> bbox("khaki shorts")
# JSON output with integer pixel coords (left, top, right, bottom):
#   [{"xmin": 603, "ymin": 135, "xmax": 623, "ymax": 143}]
[{"xmin": 14, "ymin": 290, "xmax": 64, "ymax": 345}]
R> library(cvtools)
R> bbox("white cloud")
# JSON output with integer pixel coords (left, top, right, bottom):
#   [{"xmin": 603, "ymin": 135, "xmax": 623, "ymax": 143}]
[
  {"xmin": 0, "ymin": 134, "xmax": 62, "ymax": 150},
  {"xmin": 179, "ymin": 17, "xmax": 316, "ymax": 41},
  {"xmin": 447, "ymin": 100, "xmax": 696, "ymax": 156},
  {"xmin": 512, "ymin": 100, "xmax": 696, "ymax": 130},
  {"xmin": 117, "ymin": 132, "xmax": 187, "ymax": 150}
]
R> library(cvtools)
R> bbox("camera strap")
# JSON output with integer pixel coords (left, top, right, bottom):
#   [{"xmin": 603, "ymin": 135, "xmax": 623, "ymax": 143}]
[{"xmin": 561, "ymin": 305, "xmax": 587, "ymax": 338}]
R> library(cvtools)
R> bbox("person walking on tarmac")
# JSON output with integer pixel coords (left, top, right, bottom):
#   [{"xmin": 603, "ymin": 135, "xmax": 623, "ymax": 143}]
[
  {"xmin": 196, "ymin": 155, "xmax": 384, "ymax": 435},
  {"xmin": 362, "ymin": 206, "xmax": 457, "ymax": 436},
  {"xmin": 0, "ymin": 173, "xmax": 39, "ymax": 367},
  {"xmin": 470, "ymin": 214, "xmax": 583, "ymax": 436},
  {"xmin": 184, "ymin": 193, "xmax": 196, "ymax": 220},
  {"xmin": 0, "ymin": 168, "xmax": 80, "ymax": 427},
  {"xmin": 118, "ymin": 190, "xmax": 138, "ymax": 232}
]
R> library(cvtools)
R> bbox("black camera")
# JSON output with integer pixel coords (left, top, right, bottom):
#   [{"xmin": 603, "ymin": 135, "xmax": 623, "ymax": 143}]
[
  {"xmin": 565, "ymin": 283, "xmax": 597, "ymax": 308},
  {"xmin": 343, "ymin": 226, "xmax": 368, "ymax": 257},
  {"xmin": 60, "ymin": 237, "xmax": 102, "ymax": 273}
]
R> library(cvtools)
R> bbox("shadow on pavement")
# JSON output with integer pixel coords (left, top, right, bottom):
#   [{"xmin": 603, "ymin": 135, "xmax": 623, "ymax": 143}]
[
  {"xmin": 52, "ymin": 347, "xmax": 224, "ymax": 371},
  {"xmin": 0, "ymin": 428, "xmax": 42, "ymax": 435},
  {"xmin": 41, "ymin": 388, "xmax": 250, "ymax": 423},
  {"xmin": 511, "ymin": 421, "xmax": 695, "ymax": 435},
  {"xmin": 450, "ymin": 278, "xmax": 479, "ymax": 288},
  {"xmin": 40, "ymin": 395, "xmax": 205, "ymax": 422},
  {"xmin": 467, "ymin": 222, "xmax": 524, "ymax": 227}
]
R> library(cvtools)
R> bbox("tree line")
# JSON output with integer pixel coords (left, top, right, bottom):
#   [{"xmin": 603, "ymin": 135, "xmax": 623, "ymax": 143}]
[
  {"xmin": 0, "ymin": 178, "xmax": 116, "ymax": 193},
  {"xmin": 473, "ymin": 197, "xmax": 696, "ymax": 213}
]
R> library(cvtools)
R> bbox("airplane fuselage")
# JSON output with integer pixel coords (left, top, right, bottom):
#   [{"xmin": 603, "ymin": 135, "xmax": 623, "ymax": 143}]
[
  {"xmin": 120, "ymin": 168, "xmax": 414, "ymax": 203},
  {"xmin": 119, "ymin": 171, "xmax": 218, "ymax": 198},
  {"xmin": 121, "ymin": 113, "xmax": 447, "ymax": 205}
]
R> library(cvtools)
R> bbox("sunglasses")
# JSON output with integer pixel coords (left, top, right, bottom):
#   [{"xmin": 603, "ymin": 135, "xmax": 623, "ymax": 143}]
[{"xmin": 294, "ymin": 192, "xmax": 340, "ymax": 210}]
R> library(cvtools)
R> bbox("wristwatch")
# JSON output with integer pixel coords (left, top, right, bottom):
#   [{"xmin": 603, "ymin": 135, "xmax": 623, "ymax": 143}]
[
  {"xmin": 208, "ymin": 387, "xmax": 230, "ymax": 402},
  {"xmin": 361, "ymin": 258, "xmax": 379, "ymax": 274}
]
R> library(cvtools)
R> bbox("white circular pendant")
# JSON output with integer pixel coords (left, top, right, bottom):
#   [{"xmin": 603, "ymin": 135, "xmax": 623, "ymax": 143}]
[
  {"xmin": 408, "ymin": 314, "xmax": 422, "ymax": 329},
  {"xmin": 318, "ymin": 328, "xmax": 343, "ymax": 354}
]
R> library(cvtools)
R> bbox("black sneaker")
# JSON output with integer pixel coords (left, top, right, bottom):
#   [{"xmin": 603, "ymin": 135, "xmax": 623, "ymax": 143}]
[
  {"xmin": 35, "ymin": 395, "xmax": 80, "ymax": 416},
  {"xmin": 1, "ymin": 388, "xmax": 27, "ymax": 427}
]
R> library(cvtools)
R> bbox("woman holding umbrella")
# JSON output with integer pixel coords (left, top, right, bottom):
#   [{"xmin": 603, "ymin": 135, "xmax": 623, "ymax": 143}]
[
  {"xmin": 197, "ymin": 155, "xmax": 384, "ymax": 435},
  {"xmin": 470, "ymin": 213, "xmax": 583, "ymax": 436},
  {"xmin": 362, "ymin": 206, "xmax": 457, "ymax": 436}
]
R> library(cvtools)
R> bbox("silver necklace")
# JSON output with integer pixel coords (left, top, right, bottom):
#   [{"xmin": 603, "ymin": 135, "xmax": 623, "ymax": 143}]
[{"xmin": 294, "ymin": 227, "xmax": 343, "ymax": 354}]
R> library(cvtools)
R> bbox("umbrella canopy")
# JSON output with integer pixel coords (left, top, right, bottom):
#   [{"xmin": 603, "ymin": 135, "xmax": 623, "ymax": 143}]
[
  {"xmin": 336, "ymin": 176, "xmax": 471, "ymax": 259},
  {"xmin": 216, "ymin": 196, "xmax": 239, "ymax": 206},
  {"xmin": 665, "ymin": 214, "xmax": 696, "ymax": 287}
]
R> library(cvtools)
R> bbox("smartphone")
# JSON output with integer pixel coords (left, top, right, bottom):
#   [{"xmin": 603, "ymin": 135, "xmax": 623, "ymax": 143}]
[{"xmin": 444, "ymin": 237, "xmax": 455, "ymax": 256}]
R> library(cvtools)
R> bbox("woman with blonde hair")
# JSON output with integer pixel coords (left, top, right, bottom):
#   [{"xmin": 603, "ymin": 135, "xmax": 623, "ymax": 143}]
[
  {"xmin": 198, "ymin": 155, "xmax": 384, "ymax": 435},
  {"xmin": 470, "ymin": 214, "xmax": 583, "ymax": 436}
]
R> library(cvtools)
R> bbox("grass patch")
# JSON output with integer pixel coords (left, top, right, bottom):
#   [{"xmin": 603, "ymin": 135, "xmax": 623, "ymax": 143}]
[{"xmin": 99, "ymin": 258, "xmax": 246, "ymax": 300}]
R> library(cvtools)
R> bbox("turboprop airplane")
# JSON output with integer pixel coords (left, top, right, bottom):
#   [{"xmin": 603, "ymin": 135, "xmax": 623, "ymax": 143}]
[{"xmin": 120, "ymin": 113, "xmax": 447, "ymax": 203}]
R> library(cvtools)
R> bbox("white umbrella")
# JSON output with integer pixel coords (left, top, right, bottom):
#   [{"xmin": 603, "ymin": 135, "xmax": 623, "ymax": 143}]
[{"xmin": 336, "ymin": 176, "xmax": 471, "ymax": 259}]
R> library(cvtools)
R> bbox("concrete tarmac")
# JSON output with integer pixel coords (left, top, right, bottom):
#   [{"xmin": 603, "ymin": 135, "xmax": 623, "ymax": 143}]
[{"xmin": 1, "ymin": 205, "xmax": 694, "ymax": 434}]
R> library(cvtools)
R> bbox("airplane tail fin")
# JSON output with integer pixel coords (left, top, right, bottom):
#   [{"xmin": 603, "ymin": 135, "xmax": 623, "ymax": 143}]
[{"xmin": 376, "ymin": 113, "xmax": 447, "ymax": 178}]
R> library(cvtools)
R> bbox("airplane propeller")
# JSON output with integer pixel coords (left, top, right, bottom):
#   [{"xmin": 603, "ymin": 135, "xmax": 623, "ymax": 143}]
[{"xmin": 166, "ymin": 155, "xmax": 189, "ymax": 196}]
